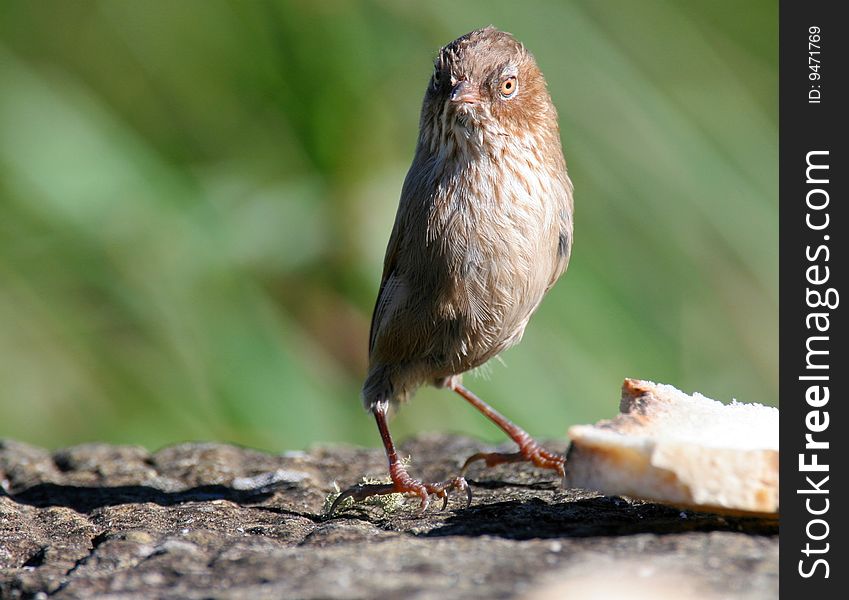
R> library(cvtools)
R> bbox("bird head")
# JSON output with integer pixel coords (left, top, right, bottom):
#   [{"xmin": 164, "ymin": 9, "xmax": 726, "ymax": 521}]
[{"xmin": 420, "ymin": 27, "xmax": 558, "ymax": 153}]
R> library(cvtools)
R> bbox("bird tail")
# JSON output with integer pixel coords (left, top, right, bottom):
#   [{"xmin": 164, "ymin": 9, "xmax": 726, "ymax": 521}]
[
  {"xmin": 361, "ymin": 365, "xmax": 394, "ymax": 412},
  {"xmin": 362, "ymin": 363, "xmax": 414, "ymax": 412}
]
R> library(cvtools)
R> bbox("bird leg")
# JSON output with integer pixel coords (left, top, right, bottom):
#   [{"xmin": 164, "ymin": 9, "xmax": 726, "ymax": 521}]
[
  {"xmin": 449, "ymin": 380, "xmax": 565, "ymax": 477},
  {"xmin": 328, "ymin": 401, "xmax": 471, "ymax": 515}
]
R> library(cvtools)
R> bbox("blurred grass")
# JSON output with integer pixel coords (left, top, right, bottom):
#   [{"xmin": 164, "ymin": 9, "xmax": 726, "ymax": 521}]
[{"xmin": 0, "ymin": 0, "xmax": 777, "ymax": 451}]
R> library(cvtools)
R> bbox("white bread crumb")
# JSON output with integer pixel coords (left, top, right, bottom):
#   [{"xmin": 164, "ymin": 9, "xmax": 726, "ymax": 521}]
[{"xmin": 564, "ymin": 379, "xmax": 778, "ymax": 516}]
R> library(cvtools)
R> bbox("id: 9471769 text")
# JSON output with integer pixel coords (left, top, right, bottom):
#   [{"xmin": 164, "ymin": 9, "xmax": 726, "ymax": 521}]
[{"xmin": 808, "ymin": 26, "xmax": 821, "ymax": 104}]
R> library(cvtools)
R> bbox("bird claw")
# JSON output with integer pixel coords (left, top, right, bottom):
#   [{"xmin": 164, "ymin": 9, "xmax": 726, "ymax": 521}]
[
  {"xmin": 450, "ymin": 478, "xmax": 473, "ymax": 509},
  {"xmin": 430, "ymin": 476, "xmax": 472, "ymax": 512},
  {"xmin": 328, "ymin": 482, "xmax": 398, "ymax": 515},
  {"xmin": 328, "ymin": 475, "xmax": 472, "ymax": 516},
  {"xmin": 460, "ymin": 446, "xmax": 565, "ymax": 478}
]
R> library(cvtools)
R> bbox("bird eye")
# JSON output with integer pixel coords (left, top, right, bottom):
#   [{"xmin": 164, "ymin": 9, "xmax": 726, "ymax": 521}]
[
  {"xmin": 500, "ymin": 76, "xmax": 518, "ymax": 98},
  {"xmin": 432, "ymin": 67, "xmax": 441, "ymax": 88}
]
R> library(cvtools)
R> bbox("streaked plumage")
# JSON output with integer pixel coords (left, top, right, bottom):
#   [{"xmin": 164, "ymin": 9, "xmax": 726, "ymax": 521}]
[
  {"xmin": 331, "ymin": 26, "xmax": 573, "ymax": 514},
  {"xmin": 364, "ymin": 26, "xmax": 573, "ymax": 409}
]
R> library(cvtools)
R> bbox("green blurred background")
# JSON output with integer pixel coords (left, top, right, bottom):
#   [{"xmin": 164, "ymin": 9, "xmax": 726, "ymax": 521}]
[{"xmin": 0, "ymin": 1, "xmax": 777, "ymax": 452}]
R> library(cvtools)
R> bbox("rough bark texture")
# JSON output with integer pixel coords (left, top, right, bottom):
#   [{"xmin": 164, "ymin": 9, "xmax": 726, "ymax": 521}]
[{"xmin": 0, "ymin": 435, "xmax": 777, "ymax": 599}]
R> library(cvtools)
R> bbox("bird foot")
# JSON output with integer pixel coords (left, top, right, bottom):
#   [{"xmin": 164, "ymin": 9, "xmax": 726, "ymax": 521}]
[
  {"xmin": 328, "ymin": 474, "xmax": 471, "ymax": 515},
  {"xmin": 460, "ymin": 442, "xmax": 565, "ymax": 478}
]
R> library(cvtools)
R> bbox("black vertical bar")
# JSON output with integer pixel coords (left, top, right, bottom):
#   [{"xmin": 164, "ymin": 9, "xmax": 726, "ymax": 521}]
[{"xmin": 780, "ymin": 0, "xmax": 847, "ymax": 596}]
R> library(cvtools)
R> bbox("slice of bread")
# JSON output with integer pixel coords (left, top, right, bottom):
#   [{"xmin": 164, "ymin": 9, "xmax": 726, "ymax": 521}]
[{"xmin": 563, "ymin": 379, "xmax": 778, "ymax": 516}]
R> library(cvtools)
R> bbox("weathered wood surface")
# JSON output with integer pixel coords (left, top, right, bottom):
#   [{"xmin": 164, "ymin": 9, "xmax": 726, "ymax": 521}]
[{"xmin": 0, "ymin": 435, "xmax": 777, "ymax": 599}]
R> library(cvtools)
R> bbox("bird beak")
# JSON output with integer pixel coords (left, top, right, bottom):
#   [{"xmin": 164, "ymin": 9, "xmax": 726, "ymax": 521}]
[{"xmin": 450, "ymin": 80, "xmax": 479, "ymax": 104}]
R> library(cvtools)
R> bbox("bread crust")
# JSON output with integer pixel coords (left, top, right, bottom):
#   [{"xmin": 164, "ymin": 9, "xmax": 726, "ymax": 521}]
[{"xmin": 563, "ymin": 379, "xmax": 778, "ymax": 516}]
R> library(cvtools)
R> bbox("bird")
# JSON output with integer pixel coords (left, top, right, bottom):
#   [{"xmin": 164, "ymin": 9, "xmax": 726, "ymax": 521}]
[{"xmin": 330, "ymin": 26, "xmax": 573, "ymax": 513}]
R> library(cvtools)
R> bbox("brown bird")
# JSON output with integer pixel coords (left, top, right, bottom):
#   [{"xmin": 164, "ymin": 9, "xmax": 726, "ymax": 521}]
[{"xmin": 331, "ymin": 26, "xmax": 573, "ymax": 513}]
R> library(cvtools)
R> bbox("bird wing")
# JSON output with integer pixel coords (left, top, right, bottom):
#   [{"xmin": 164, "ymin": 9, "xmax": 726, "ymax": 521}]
[
  {"xmin": 368, "ymin": 207, "xmax": 406, "ymax": 355},
  {"xmin": 368, "ymin": 152, "xmax": 433, "ymax": 356},
  {"xmin": 546, "ymin": 178, "xmax": 574, "ymax": 292}
]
